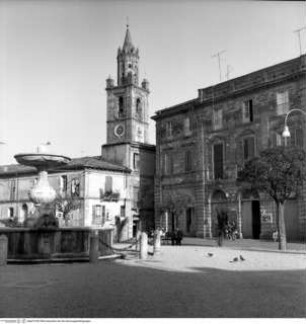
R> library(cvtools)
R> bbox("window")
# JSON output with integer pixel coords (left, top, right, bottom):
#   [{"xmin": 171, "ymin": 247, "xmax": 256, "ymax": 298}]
[
  {"xmin": 243, "ymin": 137, "xmax": 255, "ymax": 161},
  {"xmin": 213, "ymin": 143, "xmax": 224, "ymax": 179},
  {"xmin": 92, "ymin": 205, "xmax": 106, "ymax": 226},
  {"xmin": 166, "ymin": 121, "xmax": 173, "ymax": 137},
  {"xmin": 242, "ymin": 100, "xmax": 254, "ymax": 123},
  {"xmin": 136, "ymin": 98, "xmax": 142, "ymax": 116},
  {"xmin": 133, "ymin": 187, "xmax": 139, "ymax": 209},
  {"xmin": 119, "ymin": 97, "xmax": 124, "ymax": 117},
  {"xmin": 164, "ymin": 153, "xmax": 173, "ymax": 175},
  {"xmin": 133, "ymin": 153, "xmax": 140, "ymax": 170},
  {"xmin": 71, "ymin": 178, "xmax": 80, "ymax": 197},
  {"xmin": 213, "ymin": 109, "xmax": 223, "ymax": 130},
  {"xmin": 105, "ymin": 176, "xmax": 113, "ymax": 194},
  {"xmin": 276, "ymin": 91, "xmax": 289, "ymax": 115},
  {"xmin": 184, "ymin": 117, "xmax": 191, "ymax": 136},
  {"xmin": 60, "ymin": 175, "xmax": 68, "ymax": 193},
  {"xmin": 10, "ymin": 180, "xmax": 16, "ymax": 200},
  {"xmin": 185, "ymin": 150, "xmax": 192, "ymax": 172},
  {"xmin": 8, "ymin": 207, "xmax": 14, "ymax": 218}
]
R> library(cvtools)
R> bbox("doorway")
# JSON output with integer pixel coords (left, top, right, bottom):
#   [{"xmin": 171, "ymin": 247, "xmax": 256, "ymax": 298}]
[
  {"xmin": 186, "ymin": 208, "xmax": 193, "ymax": 233},
  {"xmin": 252, "ymin": 201, "xmax": 261, "ymax": 239}
]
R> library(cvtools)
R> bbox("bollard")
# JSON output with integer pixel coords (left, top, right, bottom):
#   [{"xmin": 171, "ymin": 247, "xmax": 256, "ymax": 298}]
[
  {"xmin": 89, "ymin": 230, "xmax": 99, "ymax": 263},
  {"xmin": 139, "ymin": 232, "xmax": 148, "ymax": 260},
  {"xmin": 0, "ymin": 234, "xmax": 8, "ymax": 266},
  {"xmin": 153, "ymin": 230, "xmax": 161, "ymax": 254}
]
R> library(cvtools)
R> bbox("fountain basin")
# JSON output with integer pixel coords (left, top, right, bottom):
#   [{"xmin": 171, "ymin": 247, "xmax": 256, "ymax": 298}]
[
  {"xmin": 0, "ymin": 227, "xmax": 114, "ymax": 263},
  {"xmin": 14, "ymin": 153, "xmax": 71, "ymax": 169}
]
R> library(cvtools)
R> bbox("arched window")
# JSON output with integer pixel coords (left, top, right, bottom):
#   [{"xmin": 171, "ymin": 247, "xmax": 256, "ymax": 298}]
[
  {"xmin": 119, "ymin": 97, "xmax": 124, "ymax": 117},
  {"xmin": 136, "ymin": 98, "xmax": 142, "ymax": 116}
]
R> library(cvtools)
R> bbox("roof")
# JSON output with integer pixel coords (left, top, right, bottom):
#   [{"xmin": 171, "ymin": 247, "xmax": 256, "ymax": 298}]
[
  {"xmin": 152, "ymin": 54, "xmax": 306, "ymax": 120},
  {"xmin": 122, "ymin": 26, "xmax": 134, "ymax": 52},
  {"xmin": 0, "ymin": 156, "xmax": 131, "ymax": 177}
]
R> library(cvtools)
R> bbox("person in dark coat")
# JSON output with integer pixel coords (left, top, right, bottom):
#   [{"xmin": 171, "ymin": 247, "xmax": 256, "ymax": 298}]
[{"xmin": 175, "ymin": 228, "xmax": 183, "ymax": 245}]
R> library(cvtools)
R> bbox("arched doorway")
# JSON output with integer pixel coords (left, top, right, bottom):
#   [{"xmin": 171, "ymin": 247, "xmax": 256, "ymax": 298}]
[
  {"xmin": 241, "ymin": 189, "xmax": 261, "ymax": 239},
  {"xmin": 210, "ymin": 189, "xmax": 228, "ymax": 237}
]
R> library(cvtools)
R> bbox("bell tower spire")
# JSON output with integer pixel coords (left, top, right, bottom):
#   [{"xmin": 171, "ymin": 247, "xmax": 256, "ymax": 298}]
[{"xmin": 117, "ymin": 25, "xmax": 139, "ymax": 86}]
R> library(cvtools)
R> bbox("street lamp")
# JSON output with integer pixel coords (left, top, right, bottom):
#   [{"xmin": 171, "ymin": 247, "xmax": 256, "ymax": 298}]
[{"xmin": 282, "ymin": 108, "xmax": 306, "ymax": 138}]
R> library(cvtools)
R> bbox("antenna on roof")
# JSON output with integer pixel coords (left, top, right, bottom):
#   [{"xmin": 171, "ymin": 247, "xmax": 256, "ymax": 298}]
[
  {"xmin": 212, "ymin": 50, "xmax": 226, "ymax": 82},
  {"xmin": 294, "ymin": 26, "xmax": 306, "ymax": 56},
  {"xmin": 226, "ymin": 65, "xmax": 233, "ymax": 81}
]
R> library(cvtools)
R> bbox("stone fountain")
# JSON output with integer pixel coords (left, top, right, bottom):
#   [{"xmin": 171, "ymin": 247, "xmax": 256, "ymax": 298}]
[
  {"xmin": 0, "ymin": 145, "xmax": 114, "ymax": 263},
  {"xmin": 14, "ymin": 145, "xmax": 71, "ymax": 228}
]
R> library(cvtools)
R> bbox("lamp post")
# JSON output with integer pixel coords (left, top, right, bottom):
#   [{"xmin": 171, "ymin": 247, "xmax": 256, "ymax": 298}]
[{"xmin": 282, "ymin": 108, "xmax": 306, "ymax": 139}]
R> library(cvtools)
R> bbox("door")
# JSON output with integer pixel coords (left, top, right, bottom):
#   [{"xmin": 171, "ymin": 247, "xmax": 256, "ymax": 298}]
[{"xmin": 252, "ymin": 201, "xmax": 261, "ymax": 239}]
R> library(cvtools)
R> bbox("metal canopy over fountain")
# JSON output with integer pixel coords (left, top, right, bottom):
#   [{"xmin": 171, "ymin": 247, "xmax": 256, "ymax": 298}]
[{"xmin": 14, "ymin": 146, "xmax": 71, "ymax": 228}]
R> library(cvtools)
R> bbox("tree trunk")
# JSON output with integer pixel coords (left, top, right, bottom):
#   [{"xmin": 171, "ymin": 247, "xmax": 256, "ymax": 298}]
[{"xmin": 276, "ymin": 202, "xmax": 287, "ymax": 250}]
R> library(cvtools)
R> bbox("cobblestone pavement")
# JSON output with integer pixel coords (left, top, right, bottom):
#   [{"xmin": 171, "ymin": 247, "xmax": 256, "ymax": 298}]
[{"xmin": 0, "ymin": 239, "xmax": 305, "ymax": 318}]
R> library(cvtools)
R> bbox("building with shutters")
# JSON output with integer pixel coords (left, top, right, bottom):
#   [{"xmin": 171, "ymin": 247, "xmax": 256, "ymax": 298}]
[
  {"xmin": 153, "ymin": 54, "xmax": 306, "ymax": 241},
  {"xmin": 0, "ymin": 26, "xmax": 155, "ymax": 241}
]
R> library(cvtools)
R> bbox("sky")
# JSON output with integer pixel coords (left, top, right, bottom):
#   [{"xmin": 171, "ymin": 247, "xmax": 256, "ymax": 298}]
[{"xmin": 0, "ymin": 0, "xmax": 305, "ymax": 165}]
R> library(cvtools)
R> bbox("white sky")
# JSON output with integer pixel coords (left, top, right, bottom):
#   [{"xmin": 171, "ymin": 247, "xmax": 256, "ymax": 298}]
[{"xmin": 0, "ymin": 0, "xmax": 305, "ymax": 165}]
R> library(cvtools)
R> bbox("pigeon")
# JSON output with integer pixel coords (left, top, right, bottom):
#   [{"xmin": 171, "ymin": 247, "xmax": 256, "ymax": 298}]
[
  {"xmin": 230, "ymin": 257, "xmax": 239, "ymax": 263},
  {"xmin": 240, "ymin": 255, "xmax": 246, "ymax": 261}
]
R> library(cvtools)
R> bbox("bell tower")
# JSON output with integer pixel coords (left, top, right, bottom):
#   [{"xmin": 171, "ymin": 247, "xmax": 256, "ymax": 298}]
[{"xmin": 105, "ymin": 25, "xmax": 150, "ymax": 146}]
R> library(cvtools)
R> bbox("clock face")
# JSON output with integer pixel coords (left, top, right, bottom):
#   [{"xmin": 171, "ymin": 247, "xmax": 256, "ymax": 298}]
[{"xmin": 114, "ymin": 124, "xmax": 125, "ymax": 137}]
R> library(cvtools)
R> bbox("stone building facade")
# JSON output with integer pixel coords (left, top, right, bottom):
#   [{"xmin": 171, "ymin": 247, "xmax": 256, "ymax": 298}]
[{"xmin": 153, "ymin": 54, "xmax": 306, "ymax": 241}]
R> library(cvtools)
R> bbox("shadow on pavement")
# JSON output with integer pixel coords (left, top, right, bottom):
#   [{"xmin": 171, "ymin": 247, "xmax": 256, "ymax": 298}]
[{"xmin": 0, "ymin": 259, "xmax": 305, "ymax": 318}]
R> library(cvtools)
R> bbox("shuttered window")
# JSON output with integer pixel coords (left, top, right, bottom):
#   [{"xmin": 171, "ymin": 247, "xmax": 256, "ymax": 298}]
[{"xmin": 105, "ymin": 176, "xmax": 113, "ymax": 193}]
